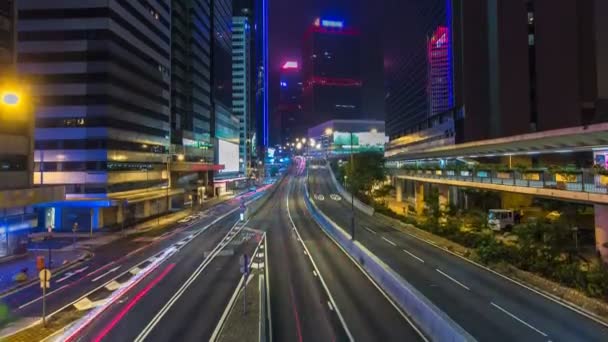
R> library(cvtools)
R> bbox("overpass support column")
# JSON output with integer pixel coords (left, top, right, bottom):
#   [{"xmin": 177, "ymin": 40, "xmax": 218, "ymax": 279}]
[
  {"xmin": 438, "ymin": 184, "xmax": 449, "ymax": 213},
  {"xmin": 395, "ymin": 178, "xmax": 403, "ymax": 203},
  {"xmin": 415, "ymin": 182, "xmax": 425, "ymax": 216},
  {"xmin": 595, "ymin": 204, "xmax": 608, "ymax": 262}
]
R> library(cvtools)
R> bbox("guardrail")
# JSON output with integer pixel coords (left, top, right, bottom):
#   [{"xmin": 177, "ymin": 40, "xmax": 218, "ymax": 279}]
[
  {"xmin": 392, "ymin": 168, "xmax": 608, "ymax": 194},
  {"xmin": 324, "ymin": 161, "xmax": 375, "ymax": 216},
  {"xmin": 304, "ymin": 182, "xmax": 475, "ymax": 342}
]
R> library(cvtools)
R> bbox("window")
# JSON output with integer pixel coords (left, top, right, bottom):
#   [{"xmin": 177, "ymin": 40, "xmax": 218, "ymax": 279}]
[{"xmin": 0, "ymin": 155, "xmax": 27, "ymax": 171}]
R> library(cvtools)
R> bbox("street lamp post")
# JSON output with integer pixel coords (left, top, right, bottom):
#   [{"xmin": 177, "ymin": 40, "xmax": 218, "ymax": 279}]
[{"xmin": 349, "ymin": 132, "xmax": 355, "ymax": 241}]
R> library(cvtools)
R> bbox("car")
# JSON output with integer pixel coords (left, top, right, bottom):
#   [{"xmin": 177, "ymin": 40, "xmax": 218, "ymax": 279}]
[
  {"xmin": 177, "ymin": 216, "xmax": 194, "ymax": 224},
  {"xmin": 488, "ymin": 209, "xmax": 514, "ymax": 231}
]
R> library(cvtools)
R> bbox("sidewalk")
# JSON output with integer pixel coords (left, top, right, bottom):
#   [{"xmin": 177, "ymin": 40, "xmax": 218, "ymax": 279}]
[{"xmin": 0, "ymin": 248, "xmax": 87, "ymax": 294}]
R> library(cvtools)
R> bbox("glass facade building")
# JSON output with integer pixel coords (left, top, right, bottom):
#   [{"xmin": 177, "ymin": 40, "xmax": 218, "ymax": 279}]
[{"xmin": 17, "ymin": 0, "xmax": 174, "ymax": 231}]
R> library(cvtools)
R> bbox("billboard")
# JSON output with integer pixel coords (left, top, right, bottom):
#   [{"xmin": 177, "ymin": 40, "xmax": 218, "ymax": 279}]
[
  {"xmin": 332, "ymin": 131, "xmax": 387, "ymax": 152},
  {"xmin": 218, "ymin": 139, "xmax": 239, "ymax": 173}
]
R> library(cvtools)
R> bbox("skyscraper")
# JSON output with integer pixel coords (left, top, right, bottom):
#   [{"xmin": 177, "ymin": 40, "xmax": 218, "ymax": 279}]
[
  {"xmin": 171, "ymin": 0, "xmax": 220, "ymax": 205},
  {"xmin": 427, "ymin": 26, "xmax": 454, "ymax": 116},
  {"xmin": 451, "ymin": 0, "xmax": 601, "ymax": 142},
  {"xmin": 278, "ymin": 61, "xmax": 304, "ymax": 144},
  {"xmin": 302, "ymin": 17, "xmax": 362, "ymax": 128},
  {"xmin": 212, "ymin": 0, "xmax": 240, "ymax": 183},
  {"xmin": 232, "ymin": 15, "xmax": 251, "ymax": 174},
  {"xmin": 385, "ymin": 0, "xmax": 603, "ymax": 158},
  {"xmin": 18, "ymin": 1, "xmax": 174, "ymax": 231},
  {"xmin": 384, "ymin": 0, "xmax": 448, "ymax": 141}
]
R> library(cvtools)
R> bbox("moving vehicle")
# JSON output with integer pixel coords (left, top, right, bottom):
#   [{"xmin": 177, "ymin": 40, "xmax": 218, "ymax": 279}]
[{"xmin": 488, "ymin": 209, "xmax": 515, "ymax": 231}]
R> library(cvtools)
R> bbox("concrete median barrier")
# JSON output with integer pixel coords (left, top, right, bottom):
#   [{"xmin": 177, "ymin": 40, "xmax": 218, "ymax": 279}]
[
  {"xmin": 304, "ymin": 182, "xmax": 475, "ymax": 342},
  {"xmin": 324, "ymin": 161, "xmax": 375, "ymax": 216}
]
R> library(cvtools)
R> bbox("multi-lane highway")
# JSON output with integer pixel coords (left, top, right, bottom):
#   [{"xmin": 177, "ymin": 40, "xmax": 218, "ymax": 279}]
[
  {"xmin": 70, "ymin": 214, "xmax": 262, "ymax": 342},
  {"xmin": 0, "ymin": 192, "xmax": 263, "ymax": 340},
  {"xmin": 42, "ymin": 164, "xmax": 424, "ymax": 341},
  {"xmin": 55, "ymin": 160, "xmax": 424, "ymax": 342},
  {"xmin": 308, "ymin": 160, "xmax": 608, "ymax": 341},
  {"xmin": 250, "ymin": 159, "xmax": 424, "ymax": 341}
]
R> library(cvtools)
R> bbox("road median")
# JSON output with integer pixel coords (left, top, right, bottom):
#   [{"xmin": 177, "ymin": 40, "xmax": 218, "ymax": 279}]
[{"xmin": 303, "ymin": 181, "xmax": 474, "ymax": 342}]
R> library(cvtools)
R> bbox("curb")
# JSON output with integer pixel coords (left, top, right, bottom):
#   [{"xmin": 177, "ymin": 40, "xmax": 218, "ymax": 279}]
[{"xmin": 0, "ymin": 250, "xmax": 92, "ymax": 299}]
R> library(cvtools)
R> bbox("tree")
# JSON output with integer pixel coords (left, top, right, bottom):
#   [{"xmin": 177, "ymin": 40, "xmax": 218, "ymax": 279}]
[{"xmin": 343, "ymin": 152, "xmax": 386, "ymax": 199}]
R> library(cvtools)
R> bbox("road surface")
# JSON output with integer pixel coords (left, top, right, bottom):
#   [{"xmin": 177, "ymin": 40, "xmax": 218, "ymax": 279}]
[
  {"xmin": 249, "ymin": 160, "xmax": 424, "ymax": 341},
  {"xmin": 308, "ymin": 160, "xmax": 608, "ymax": 342}
]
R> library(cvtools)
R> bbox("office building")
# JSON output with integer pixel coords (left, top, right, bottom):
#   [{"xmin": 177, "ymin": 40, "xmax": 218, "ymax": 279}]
[
  {"xmin": 278, "ymin": 61, "xmax": 304, "ymax": 144},
  {"xmin": 302, "ymin": 18, "xmax": 362, "ymax": 129},
  {"xmin": 428, "ymin": 25, "xmax": 454, "ymax": 116},
  {"xmin": 253, "ymin": 0, "xmax": 269, "ymax": 149},
  {"xmin": 232, "ymin": 15, "xmax": 251, "ymax": 174},
  {"xmin": 212, "ymin": 0, "xmax": 241, "ymax": 193},
  {"xmin": 451, "ymin": 0, "xmax": 600, "ymax": 143},
  {"xmin": 384, "ymin": 0, "xmax": 448, "ymax": 142},
  {"xmin": 17, "ymin": 0, "xmax": 176, "ymax": 231},
  {"xmin": 385, "ymin": 0, "xmax": 604, "ymax": 157},
  {"xmin": 1, "ymin": 1, "xmax": 64, "ymax": 256},
  {"xmin": 171, "ymin": 0, "xmax": 223, "ymax": 206}
]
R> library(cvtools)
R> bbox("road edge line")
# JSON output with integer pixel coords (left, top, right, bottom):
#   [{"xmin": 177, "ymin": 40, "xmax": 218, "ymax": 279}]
[
  {"xmin": 210, "ymin": 233, "xmax": 265, "ymax": 342},
  {"xmin": 286, "ymin": 177, "xmax": 355, "ymax": 342},
  {"xmin": 393, "ymin": 221, "xmax": 608, "ymax": 329}
]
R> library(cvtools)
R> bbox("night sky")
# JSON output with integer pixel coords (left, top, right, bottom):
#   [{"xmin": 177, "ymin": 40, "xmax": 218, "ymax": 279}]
[{"xmin": 269, "ymin": 0, "xmax": 385, "ymax": 122}]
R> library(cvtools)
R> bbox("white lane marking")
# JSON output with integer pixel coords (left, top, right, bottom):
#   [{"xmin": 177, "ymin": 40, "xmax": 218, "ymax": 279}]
[
  {"xmin": 56, "ymin": 266, "xmax": 89, "ymax": 283},
  {"xmin": 286, "ymin": 180, "xmax": 355, "ymax": 342},
  {"xmin": 91, "ymin": 266, "xmax": 121, "ymax": 282},
  {"xmin": 328, "ymin": 301, "xmax": 334, "ymax": 311},
  {"xmin": 264, "ymin": 234, "xmax": 273, "ymax": 342},
  {"xmin": 18, "ymin": 284, "xmax": 70, "ymax": 309},
  {"xmin": 303, "ymin": 181, "xmax": 428, "ymax": 342},
  {"xmin": 313, "ymin": 270, "xmax": 318, "ymax": 277},
  {"xmin": 210, "ymin": 234, "xmax": 265, "ymax": 341},
  {"xmin": 364, "ymin": 226, "xmax": 377, "ymax": 235},
  {"xmin": 382, "ymin": 236, "xmax": 397, "ymax": 247},
  {"xmin": 402, "ymin": 249, "xmax": 424, "ymax": 263},
  {"xmin": 396, "ymin": 224, "xmax": 608, "ymax": 329},
  {"xmin": 134, "ymin": 220, "xmax": 246, "ymax": 342},
  {"xmin": 491, "ymin": 302, "xmax": 548, "ymax": 337},
  {"xmin": 436, "ymin": 269, "xmax": 470, "ymax": 291}
]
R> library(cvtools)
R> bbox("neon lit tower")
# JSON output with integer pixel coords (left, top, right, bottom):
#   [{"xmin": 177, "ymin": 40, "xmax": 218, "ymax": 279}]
[
  {"xmin": 302, "ymin": 17, "xmax": 362, "ymax": 128},
  {"xmin": 427, "ymin": 26, "xmax": 454, "ymax": 115}
]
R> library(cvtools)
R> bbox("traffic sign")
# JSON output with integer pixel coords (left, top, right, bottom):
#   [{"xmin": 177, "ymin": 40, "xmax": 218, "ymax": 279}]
[
  {"xmin": 240, "ymin": 254, "xmax": 249, "ymax": 275},
  {"xmin": 39, "ymin": 269, "xmax": 51, "ymax": 289}
]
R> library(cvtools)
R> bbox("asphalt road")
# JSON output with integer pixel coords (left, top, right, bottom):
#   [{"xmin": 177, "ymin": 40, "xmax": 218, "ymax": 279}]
[
  {"xmin": 308, "ymin": 161, "xmax": 608, "ymax": 342},
  {"xmin": 249, "ymin": 160, "xmax": 424, "ymax": 341},
  {"xmin": 70, "ymin": 210, "xmax": 262, "ymax": 342},
  {"xmin": 0, "ymin": 191, "xmax": 263, "ymax": 338}
]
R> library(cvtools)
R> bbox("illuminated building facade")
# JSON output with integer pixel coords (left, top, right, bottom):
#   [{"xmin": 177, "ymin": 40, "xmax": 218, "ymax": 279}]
[
  {"xmin": 427, "ymin": 26, "xmax": 454, "ymax": 116},
  {"xmin": 302, "ymin": 17, "xmax": 362, "ymax": 128}
]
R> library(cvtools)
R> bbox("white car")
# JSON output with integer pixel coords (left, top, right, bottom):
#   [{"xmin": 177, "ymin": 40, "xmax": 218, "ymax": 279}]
[{"xmin": 177, "ymin": 216, "xmax": 194, "ymax": 224}]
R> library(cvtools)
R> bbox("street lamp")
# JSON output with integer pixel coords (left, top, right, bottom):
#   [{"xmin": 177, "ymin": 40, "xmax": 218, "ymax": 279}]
[
  {"xmin": 1, "ymin": 91, "xmax": 20, "ymax": 106},
  {"xmin": 349, "ymin": 131, "xmax": 355, "ymax": 240}
]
